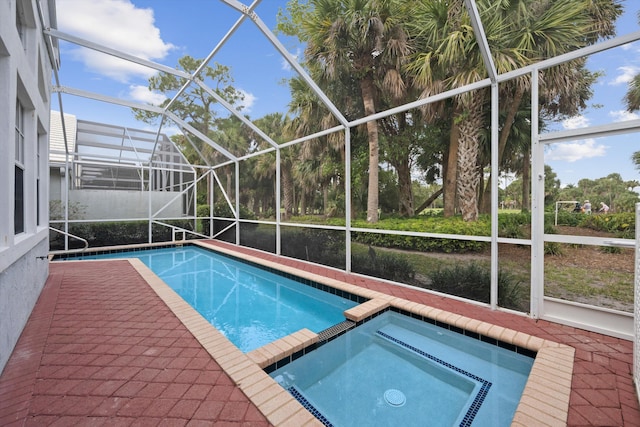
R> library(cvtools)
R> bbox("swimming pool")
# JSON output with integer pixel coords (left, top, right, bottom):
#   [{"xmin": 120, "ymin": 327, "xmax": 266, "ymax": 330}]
[
  {"xmin": 270, "ymin": 311, "xmax": 534, "ymax": 426},
  {"xmin": 65, "ymin": 245, "xmax": 360, "ymax": 352},
  {"xmin": 57, "ymin": 242, "xmax": 574, "ymax": 426}
]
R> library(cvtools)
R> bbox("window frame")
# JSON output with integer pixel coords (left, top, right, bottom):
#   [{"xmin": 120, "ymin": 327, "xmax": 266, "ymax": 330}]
[{"xmin": 14, "ymin": 100, "xmax": 25, "ymax": 235}]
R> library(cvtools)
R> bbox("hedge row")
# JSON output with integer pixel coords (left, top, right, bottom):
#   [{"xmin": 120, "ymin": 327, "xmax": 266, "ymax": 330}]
[{"xmin": 49, "ymin": 220, "xmax": 194, "ymax": 250}]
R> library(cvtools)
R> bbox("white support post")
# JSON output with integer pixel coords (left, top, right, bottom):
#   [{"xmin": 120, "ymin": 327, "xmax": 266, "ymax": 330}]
[
  {"xmin": 490, "ymin": 82, "xmax": 499, "ymax": 309},
  {"xmin": 148, "ymin": 158, "xmax": 153, "ymax": 244},
  {"xmin": 235, "ymin": 161, "xmax": 240, "ymax": 245},
  {"xmin": 276, "ymin": 148, "xmax": 281, "ymax": 255},
  {"xmin": 530, "ymin": 69, "xmax": 544, "ymax": 319},
  {"xmin": 209, "ymin": 169, "xmax": 214, "ymax": 237},
  {"xmin": 345, "ymin": 128, "xmax": 352, "ymax": 272},
  {"xmin": 633, "ymin": 203, "xmax": 640, "ymax": 402}
]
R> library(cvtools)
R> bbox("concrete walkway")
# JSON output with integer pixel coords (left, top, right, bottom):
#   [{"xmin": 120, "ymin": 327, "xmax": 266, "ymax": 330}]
[{"xmin": 0, "ymin": 241, "xmax": 638, "ymax": 426}]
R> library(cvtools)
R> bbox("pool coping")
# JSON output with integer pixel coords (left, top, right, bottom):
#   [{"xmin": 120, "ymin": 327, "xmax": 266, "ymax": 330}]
[{"xmin": 54, "ymin": 241, "xmax": 575, "ymax": 426}]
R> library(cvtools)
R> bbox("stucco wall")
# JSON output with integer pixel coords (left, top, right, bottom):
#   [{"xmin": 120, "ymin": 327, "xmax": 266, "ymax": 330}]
[
  {"xmin": 0, "ymin": 0, "xmax": 57, "ymax": 375},
  {"xmin": 0, "ymin": 238, "xmax": 49, "ymax": 374},
  {"xmin": 68, "ymin": 189, "xmax": 185, "ymax": 220}
]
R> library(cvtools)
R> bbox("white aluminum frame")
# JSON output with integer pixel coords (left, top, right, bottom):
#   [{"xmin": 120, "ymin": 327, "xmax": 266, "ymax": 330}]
[{"xmin": 43, "ymin": 1, "xmax": 640, "ymax": 342}]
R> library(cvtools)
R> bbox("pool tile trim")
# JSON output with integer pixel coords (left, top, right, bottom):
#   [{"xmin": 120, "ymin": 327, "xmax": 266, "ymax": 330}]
[
  {"xmin": 71, "ymin": 241, "xmax": 574, "ymax": 426},
  {"xmin": 52, "ymin": 241, "xmax": 179, "ymax": 259},
  {"xmin": 193, "ymin": 241, "xmax": 575, "ymax": 426},
  {"xmin": 288, "ymin": 387, "xmax": 334, "ymax": 427}
]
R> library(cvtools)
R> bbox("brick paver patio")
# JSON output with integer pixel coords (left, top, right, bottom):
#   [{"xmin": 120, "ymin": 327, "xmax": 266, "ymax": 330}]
[{"xmin": 0, "ymin": 240, "xmax": 638, "ymax": 426}]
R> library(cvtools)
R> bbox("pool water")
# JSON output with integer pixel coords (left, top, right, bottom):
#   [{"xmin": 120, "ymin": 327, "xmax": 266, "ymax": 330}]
[
  {"xmin": 70, "ymin": 246, "xmax": 358, "ymax": 352},
  {"xmin": 270, "ymin": 311, "xmax": 534, "ymax": 427}
]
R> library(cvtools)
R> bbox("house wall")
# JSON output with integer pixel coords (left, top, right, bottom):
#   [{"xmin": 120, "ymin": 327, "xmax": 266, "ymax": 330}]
[
  {"xmin": 49, "ymin": 167, "xmax": 64, "ymax": 201},
  {"xmin": 68, "ymin": 189, "xmax": 185, "ymax": 220},
  {"xmin": 0, "ymin": 0, "xmax": 57, "ymax": 374}
]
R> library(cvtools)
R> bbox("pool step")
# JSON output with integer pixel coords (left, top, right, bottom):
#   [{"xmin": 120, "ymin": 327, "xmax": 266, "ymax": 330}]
[
  {"xmin": 344, "ymin": 298, "xmax": 390, "ymax": 322},
  {"xmin": 247, "ymin": 328, "xmax": 318, "ymax": 369}
]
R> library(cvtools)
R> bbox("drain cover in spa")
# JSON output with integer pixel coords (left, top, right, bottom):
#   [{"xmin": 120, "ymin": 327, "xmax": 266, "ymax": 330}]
[{"xmin": 384, "ymin": 389, "xmax": 406, "ymax": 407}]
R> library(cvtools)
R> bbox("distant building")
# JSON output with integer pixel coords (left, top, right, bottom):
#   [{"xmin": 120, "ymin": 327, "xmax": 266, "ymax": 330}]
[
  {"xmin": 0, "ymin": 0, "xmax": 59, "ymax": 373},
  {"xmin": 48, "ymin": 112, "xmax": 195, "ymax": 251}
]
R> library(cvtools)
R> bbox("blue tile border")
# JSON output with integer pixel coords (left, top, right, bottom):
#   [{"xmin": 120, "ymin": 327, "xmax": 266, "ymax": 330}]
[
  {"xmin": 288, "ymin": 386, "xmax": 334, "ymax": 427},
  {"xmin": 376, "ymin": 329, "xmax": 492, "ymax": 427},
  {"xmin": 53, "ymin": 243, "xmax": 177, "ymax": 259},
  {"xmin": 54, "ymin": 242, "xmax": 368, "ymax": 306}
]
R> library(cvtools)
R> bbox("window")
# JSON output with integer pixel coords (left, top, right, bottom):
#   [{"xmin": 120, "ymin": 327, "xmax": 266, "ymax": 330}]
[
  {"xmin": 15, "ymin": 100, "xmax": 25, "ymax": 234},
  {"xmin": 15, "ymin": 166, "xmax": 24, "ymax": 234},
  {"xmin": 37, "ymin": 132, "xmax": 42, "ymax": 226},
  {"xmin": 16, "ymin": 0, "xmax": 26, "ymax": 45}
]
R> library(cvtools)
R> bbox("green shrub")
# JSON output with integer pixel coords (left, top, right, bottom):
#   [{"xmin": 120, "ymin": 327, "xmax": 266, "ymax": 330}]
[
  {"xmin": 197, "ymin": 202, "xmax": 257, "ymax": 235},
  {"xmin": 599, "ymin": 245, "xmax": 622, "ymax": 254},
  {"xmin": 580, "ymin": 212, "xmax": 635, "ymax": 238},
  {"xmin": 350, "ymin": 215, "xmax": 490, "ymax": 253},
  {"xmin": 351, "ymin": 231, "xmax": 487, "ymax": 253},
  {"xmin": 280, "ymin": 228, "xmax": 347, "ymax": 269},
  {"xmin": 544, "ymin": 242, "xmax": 562, "ymax": 256},
  {"xmin": 239, "ymin": 224, "xmax": 276, "ymax": 253},
  {"xmin": 547, "ymin": 210, "xmax": 582, "ymax": 227},
  {"xmin": 428, "ymin": 262, "xmax": 524, "ymax": 309},
  {"xmin": 196, "ymin": 202, "xmax": 256, "ymax": 220},
  {"xmin": 352, "ymin": 249, "xmax": 416, "ymax": 284},
  {"xmin": 50, "ymin": 219, "xmax": 195, "ymax": 250},
  {"xmin": 499, "ymin": 222, "xmax": 525, "ymax": 239}
]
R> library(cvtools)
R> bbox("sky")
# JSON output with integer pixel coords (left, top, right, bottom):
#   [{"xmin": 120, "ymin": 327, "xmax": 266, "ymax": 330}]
[{"xmin": 53, "ymin": 0, "xmax": 640, "ymax": 190}]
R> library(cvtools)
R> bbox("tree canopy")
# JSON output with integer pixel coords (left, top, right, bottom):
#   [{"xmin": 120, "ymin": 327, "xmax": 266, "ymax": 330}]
[{"xmin": 134, "ymin": 1, "xmax": 630, "ymax": 221}]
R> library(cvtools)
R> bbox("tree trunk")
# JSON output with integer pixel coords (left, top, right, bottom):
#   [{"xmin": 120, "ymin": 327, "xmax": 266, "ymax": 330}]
[
  {"xmin": 457, "ymin": 95, "xmax": 484, "ymax": 221},
  {"xmin": 361, "ymin": 78, "xmax": 380, "ymax": 223},
  {"xmin": 282, "ymin": 166, "xmax": 294, "ymax": 221},
  {"xmin": 479, "ymin": 172, "xmax": 489, "ymax": 214},
  {"xmin": 300, "ymin": 191, "xmax": 307, "ymax": 216},
  {"xmin": 521, "ymin": 152, "xmax": 530, "ymax": 212},
  {"xmin": 414, "ymin": 188, "xmax": 443, "ymax": 215},
  {"xmin": 323, "ymin": 184, "xmax": 328, "ymax": 215},
  {"xmin": 225, "ymin": 168, "xmax": 233, "ymax": 201},
  {"xmin": 443, "ymin": 120, "xmax": 459, "ymax": 217},
  {"xmin": 480, "ymin": 85, "xmax": 525, "ymax": 214},
  {"xmin": 396, "ymin": 156, "xmax": 414, "ymax": 216}
]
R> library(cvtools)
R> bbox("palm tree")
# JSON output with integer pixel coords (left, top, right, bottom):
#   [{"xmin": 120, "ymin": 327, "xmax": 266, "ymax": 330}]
[
  {"xmin": 624, "ymin": 74, "xmax": 640, "ymax": 111},
  {"xmin": 623, "ymin": 12, "xmax": 640, "ymax": 176},
  {"xmin": 406, "ymin": 0, "xmax": 621, "ymax": 221},
  {"xmin": 632, "ymin": 151, "xmax": 640, "ymax": 173},
  {"xmin": 286, "ymin": 75, "xmax": 345, "ymax": 216},
  {"xmin": 281, "ymin": 0, "xmax": 410, "ymax": 223},
  {"xmin": 404, "ymin": 0, "xmax": 488, "ymax": 220},
  {"xmin": 251, "ymin": 113, "xmax": 299, "ymax": 220}
]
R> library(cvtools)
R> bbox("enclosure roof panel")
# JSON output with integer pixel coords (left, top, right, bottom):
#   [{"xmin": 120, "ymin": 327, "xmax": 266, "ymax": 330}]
[{"xmin": 49, "ymin": 111, "xmax": 77, "ymax": 164}]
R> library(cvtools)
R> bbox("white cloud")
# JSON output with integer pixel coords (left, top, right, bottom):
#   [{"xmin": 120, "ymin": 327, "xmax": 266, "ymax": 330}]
[
  {"xmin": 609, "ymin": 109, "xmax": 640, "ymax": 122},
  {"xmin": 159, "ymin": 125, "xmax": 181, "ymax": 137},
  {"xmin": 236, "ymin": 89, "xmax": 256, "ymax": 113},
  {"xmin": 620, "ymin": 41, "xmax": 639, "ymax": 51},
  {"xmin": 562, "ymin": 115, "xmax": 590, "ymax": 130},
  {"xmin": 281, "ymin": 48, "xmax": 301, "ymax": 71},
  {"xmin": 545, "ymin": 139, "xmax": 608, "ymax": 162},
  {"xmin": 609, "ymin": 65, "xmax": 640, "ymax": 85},
  {"xmin": 139, "ymin": 123, "xmax": 180, "ymax": 138},
  {"xmin": 57, "ymin": 0, "xmax": 174, "ymax": 82},
  {"xmin": 67, "ymin": 49, "xmax": 158, "ymax": 82},
  {"xmin": 129, "ymin": 85, "xmax": 166, "ymax": 106}
]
